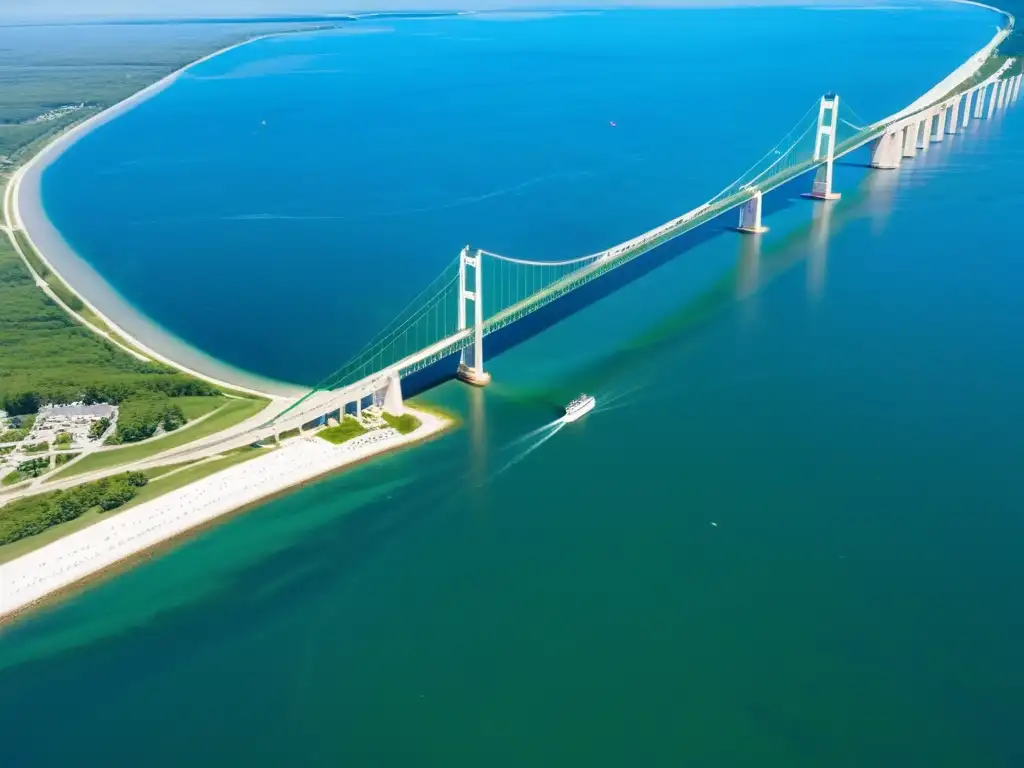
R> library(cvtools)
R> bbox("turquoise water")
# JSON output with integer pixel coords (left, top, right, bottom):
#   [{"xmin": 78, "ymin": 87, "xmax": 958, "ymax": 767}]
[
  {"xmin": 40, "ymin": 6, "xmax": 997, "ymax": 385},
  {"xmin": 4, "ymin": 5, "xmax": 1024, "ymax": 765}
]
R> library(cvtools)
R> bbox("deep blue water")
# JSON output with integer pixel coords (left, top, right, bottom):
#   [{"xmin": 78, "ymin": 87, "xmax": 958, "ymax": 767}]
[{"xmin": 41, "ymin": 5, "xmax": 999, "ymax": 386}]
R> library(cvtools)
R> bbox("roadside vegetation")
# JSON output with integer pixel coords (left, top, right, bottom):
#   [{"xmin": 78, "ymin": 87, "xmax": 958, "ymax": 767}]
[
  {"xmin": 2, "ymin": 458, "xmax": 52, "ymax": 487},
  {"xmin": 318, "ymin": 418, "xmax": 368, "ymax": 445},
  {"xmin": 382, "ymin": 412, "xmax": 422, "ymax": 435},
  {"xmin": 0, "ymin": 447, "xmax": 267, "ymax": 564},
  {"xmin": 52, "ymin": 396, "xmax": 269, "ymax": 478},
  {"xmin": 0, "ymin": 470, "xmax": 149, "ymax": 550}
]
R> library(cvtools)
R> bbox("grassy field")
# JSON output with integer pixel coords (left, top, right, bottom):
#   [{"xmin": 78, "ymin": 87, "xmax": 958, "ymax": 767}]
[
  {"xmin": 54, "ymin": 397, "xmax": 269, "ymax": 477},
  {"xmin": 0, "ymin": 447, "xmax": 268, "ymax": 564},
  {"xmin": 318, "ymin": 419, "xmax": 367, "ymax": 445},
  {"xmin": 2, "ymin": 472, "xmax": 29, "ymax": 487},
  {"xmin": 176, "ymin": 395, "xmax": 229, "ymax": 420},
  {"xmin": 382, "ymin": 412, "xmax": 422, "ymax": 435}
]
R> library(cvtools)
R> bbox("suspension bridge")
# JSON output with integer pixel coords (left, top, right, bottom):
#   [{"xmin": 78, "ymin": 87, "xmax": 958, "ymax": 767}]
[{"xmin": 257, "ymin": 57, "xmax": 1021, "ymax": 442}]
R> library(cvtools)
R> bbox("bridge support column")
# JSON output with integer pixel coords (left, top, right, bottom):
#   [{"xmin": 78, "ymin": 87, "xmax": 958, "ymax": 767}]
[
  {"xmin": 917, "ymin": 114, "xmax": 931, "ymax": 151},
  {"xmin": 381, "ymin": 373, "xmax": 405, "ymax": 416},
  {"xmin": 457, "ymin": 245, "xmax": 491, "ymax": 387},
  {"xmin": 975, "ymin": 84, "xmax": 988, "ymax": 118},
  {"xmin": 987, "ymin": 83, "xmax": 998, "ymax": 118},
  {"xmin": 870, "ymin": 130, "xmax": 901, "ymax": 170},
  {"xmin": 932, "ymin": 109, "xmax": 945, "ymax": 142},
  {"xmin": 902, "ymin": 121, "xmax": 919, "ymax": 158},
  {"xmin": 736, "ymin": 189, "xmax": 768, "ymax": 234},
  {"xmin": 1013, "ymin": 74, "xmax": 1021, "ymax": 103},
  {"xmin": 803, "ymin": 94, "xmax": 841, "ymax": 201},
  {"xmin": 947, "ymin": 98, "xmax": 960, "ymax": 134},
  {"xmin": 961, "ymin": 90, "xmax": 973, "ymax": 129}
]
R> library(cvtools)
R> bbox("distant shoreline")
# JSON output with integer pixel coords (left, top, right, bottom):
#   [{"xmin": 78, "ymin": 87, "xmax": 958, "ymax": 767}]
[{"xmin": 6, "ymin": 30, "xmax": 313, "ymax": 400}]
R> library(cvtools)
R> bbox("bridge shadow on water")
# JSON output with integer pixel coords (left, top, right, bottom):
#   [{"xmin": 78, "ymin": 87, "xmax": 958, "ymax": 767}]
[{"xmin": 403, "ymin": 169, "xmax": 834, "ymax": 400}]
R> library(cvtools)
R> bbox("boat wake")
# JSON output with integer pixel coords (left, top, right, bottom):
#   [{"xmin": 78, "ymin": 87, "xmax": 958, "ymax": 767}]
[
  {"xmin": 493, "ymin": 419, "xmax": 564, "ymax": 478},
  {"xmin": 591, "ymin": 380, "xmax": 649, "ymax": 414}
]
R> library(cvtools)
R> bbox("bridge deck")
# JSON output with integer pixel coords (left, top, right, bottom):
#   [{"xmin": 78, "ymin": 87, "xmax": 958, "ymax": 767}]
[{"xmin": 266, "ymin": 41, "xmax": 1012, "ymax": 432}]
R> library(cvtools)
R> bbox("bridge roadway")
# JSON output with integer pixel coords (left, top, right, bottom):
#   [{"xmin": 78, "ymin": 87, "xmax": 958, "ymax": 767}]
[
  {"xmin": 265, "ymin": 84, "xmax": 1015, "ymax": 438},
  {"xmin": 167, "ymin": 16, "xmax": 1011, "ymax": 453}
]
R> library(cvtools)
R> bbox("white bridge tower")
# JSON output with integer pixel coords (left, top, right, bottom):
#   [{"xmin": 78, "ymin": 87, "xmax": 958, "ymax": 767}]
[
  {"xmin": 457, "ymin": 245, "xmax": 491, "ymax": 386},
  {"xmin": 804, "ymin": 94, "xmax": 842, "ymax": 201}
]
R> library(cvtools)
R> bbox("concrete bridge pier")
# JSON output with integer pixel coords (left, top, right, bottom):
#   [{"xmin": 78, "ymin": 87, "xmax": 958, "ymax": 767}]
[
  {"xmin": 736, "ymin": 189, "xmax": 768, "ymax": 234},
  {"xmin": 947, "ymin": 98, "xmax": 960, "ymax": 134},
  {"xmin": 917, "ymin": 113, "xmax": 931, "ymax": 151},
  {"xmin": 1013, "ymin": 74, "xmax": 1022, "ymax": 103},
  {"xmin": 456, "ymin": 245, "xmax": 491, "ymax": 387},
  {"xmin": 932, "ymin": 108, "xmax": 945, "ymax": 143},
  {"xmin": 378, "ymin": 373, "xmax": 404, "ymax": 416},
  {"xmin": 902, "ymin": 121, "xmax": 920, "ymax": 158},
  {"xmin": 987, "ymin": 83, "xmax": 998, "ymax": 118},
  {"xmin": 803, "ymin": 94, "xmax": 841, "ymax": 201},
  {"xmin": 870, "ymin": 130, "xmax": 901, "ymax": 170},
  {"xmin": 961, "ymin": 90, "xmax": 973, "ymax": 129},
  {"xmin": 975, "ymin": 83, "xmax": 988, "ymax": 118}
]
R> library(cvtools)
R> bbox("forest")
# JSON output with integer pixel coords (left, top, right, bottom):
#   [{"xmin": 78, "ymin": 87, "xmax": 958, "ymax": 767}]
[
  {"xmin": 0, "ymin": 471, "xmax": 149, "ymax": 546},
  {"xmin": 0, "ymin": 235, "xmax": 226, "ymax": 443}
]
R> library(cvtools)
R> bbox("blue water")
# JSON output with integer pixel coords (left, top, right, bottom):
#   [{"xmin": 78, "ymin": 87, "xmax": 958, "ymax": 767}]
[
  {"xmin": 4, "ymin": 5, "xmax": 1024, "ymax": 765},
  {"xmin": 41, "ymin": 5, "xmax": 999, "ymax": 386}
]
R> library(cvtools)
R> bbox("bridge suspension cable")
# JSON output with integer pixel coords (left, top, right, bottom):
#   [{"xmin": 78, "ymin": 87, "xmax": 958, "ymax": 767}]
[
  {"xmin": 303, "ymin": 92, "xmax": 880, "ymax": 395},
  {"xmin": 705, "ymin": 98, "xmax": 822, "ymax": 206}
]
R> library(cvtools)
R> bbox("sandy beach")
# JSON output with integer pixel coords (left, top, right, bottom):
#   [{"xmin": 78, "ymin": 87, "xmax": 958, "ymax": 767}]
[{"xmin": 0, "ymin": 407, "xmax": 450, "ymax": 622}]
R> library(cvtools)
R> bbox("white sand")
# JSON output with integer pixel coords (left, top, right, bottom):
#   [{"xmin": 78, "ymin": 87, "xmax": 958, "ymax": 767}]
[{"xmin": 0, "ymin": 409, "xmax": 448, "ymax": 621}]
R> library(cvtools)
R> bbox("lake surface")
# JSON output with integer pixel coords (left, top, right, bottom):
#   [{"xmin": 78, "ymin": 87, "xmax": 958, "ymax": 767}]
[
  {"xmin": 4, "ymin": 5, "xmax": 1023, "ymax": 766},
  {"xmin": 36, "ymin": 4, "xmax": 997, "ymax": 387}
]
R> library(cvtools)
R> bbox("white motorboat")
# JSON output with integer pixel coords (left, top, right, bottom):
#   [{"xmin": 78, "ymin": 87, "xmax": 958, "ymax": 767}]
[{"xmin": 562, "ymin": 394, "xmax": 596, "ymax": 423}]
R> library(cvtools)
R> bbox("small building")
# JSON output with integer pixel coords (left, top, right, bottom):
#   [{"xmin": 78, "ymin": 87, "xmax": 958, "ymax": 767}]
[{"xmin": 39, "ymin": 403, "xmax": 117, "ymax": 419}]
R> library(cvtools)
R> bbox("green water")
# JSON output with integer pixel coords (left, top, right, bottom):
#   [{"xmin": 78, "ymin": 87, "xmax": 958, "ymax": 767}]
[{"xmin": 2, "ymin": 108, "xmax": 1023, "ymax": 763}]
